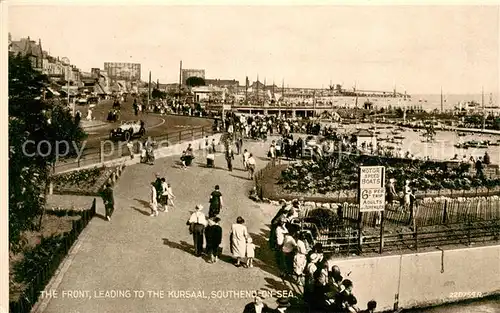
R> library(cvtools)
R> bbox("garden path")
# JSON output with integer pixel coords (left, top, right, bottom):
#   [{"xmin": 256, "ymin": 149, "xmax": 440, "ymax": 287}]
[{"xmin": 38, "ymin": 136, "xmax": 300, "ymax": 313}]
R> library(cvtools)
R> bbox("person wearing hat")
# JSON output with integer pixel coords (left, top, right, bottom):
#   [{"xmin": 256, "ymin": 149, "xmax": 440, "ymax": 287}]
[
  {"xmin": 303, "ymin": 253, "xmax": 321, "ymax": 304},
  {"xmin": 242, "ymin": 293, "xmax": 272, "ymax": 313},
  {"xmin": 187, "ymin": 205, "xmax": 208, "ymax": 257},
  {"xmin": 272, "ymin": 297, "xmax": 292, "ymax": 313}
]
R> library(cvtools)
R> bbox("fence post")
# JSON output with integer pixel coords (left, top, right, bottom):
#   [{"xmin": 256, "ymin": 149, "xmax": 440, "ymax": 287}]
[
  {"xmin": 379, "ymin": 210, "xmax": 385, "ymax": 254},
  {"xmin": 202, "ymin": 127, "xmax": 204, "ymax": 138},
  {"xmin": 414, "ymin": 225, "xmax": 418, "ymax": 252},
  {"xmin": 179, "ymin": 130, "xmax": 182, "ymax": 142},
  {"xmin": 442, "ymin": 199, "xmax": 448, "ymax": 224},
  {"xmin": 357, "ymin": 211, "xmax": 363, "ymax": 255}
]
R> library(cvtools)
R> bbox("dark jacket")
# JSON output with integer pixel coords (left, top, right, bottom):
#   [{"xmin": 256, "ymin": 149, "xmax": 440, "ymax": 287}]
[
  {"xmin": 100, "ymin": 187, "xmax": 114, "ymax": 206},
  {"xmin": 242, "ymin": 302, "xmax": 272, "ymax": 313},
  {"xmin": 205, "ymin": 224, "xmax": 222, "ymax": 248}
]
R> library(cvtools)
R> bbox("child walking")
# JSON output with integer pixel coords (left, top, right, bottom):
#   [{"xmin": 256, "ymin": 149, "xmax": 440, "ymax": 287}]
[
  {"xmin": 166, "ymin": 183, "xmax": 176, "ymax": 209},
  {"xmin": 246, "ymin": 237, "xmax": 256, "ymax": 268}
]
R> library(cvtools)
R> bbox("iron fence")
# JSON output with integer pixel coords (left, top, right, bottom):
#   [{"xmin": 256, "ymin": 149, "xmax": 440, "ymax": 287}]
[
  {"xmin": 9, "ymin": 199, "xmax": 97, "ymax": 313},
  {"xmin": 53, "ymin": 126, "xmax": 213, "ymax": 173}
]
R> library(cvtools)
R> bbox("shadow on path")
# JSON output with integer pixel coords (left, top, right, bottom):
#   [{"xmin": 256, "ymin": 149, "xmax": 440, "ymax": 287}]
[
  {"xmin": 229, "ymin": 174, "xmax": 251, "ymax": 181},
  {"xmin": 134, "ymin": 198, "xmax": 150, "ymax": 209},
  {"xmin": 95, "ymin": 213, "xmax": 108, "ymax": 221},
  {"xmin": 248, "ymin": 227, "xmax": 281, "ymax": 278},
  {"xmin": 162, "ymin": 238, "xmax": 194, "ymax": 255},
  {"xmin": 131, "ymin": 206, "xmax": 150, "ymax": 216}
]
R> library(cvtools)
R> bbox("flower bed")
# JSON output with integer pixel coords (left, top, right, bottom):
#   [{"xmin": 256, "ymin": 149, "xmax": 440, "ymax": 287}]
[
  {"xmin": 52, "ymin": 166, "xmax": 119, "ymax": 196},
  {"xmin": 278, "ymin": 154, "xmax": 500, "ymax": 195}
]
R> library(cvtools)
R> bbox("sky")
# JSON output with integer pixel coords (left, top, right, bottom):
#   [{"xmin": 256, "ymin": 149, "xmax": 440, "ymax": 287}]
[{"xmin": 7, "ymin": 4, "xmax": 500, "ymax": 94}]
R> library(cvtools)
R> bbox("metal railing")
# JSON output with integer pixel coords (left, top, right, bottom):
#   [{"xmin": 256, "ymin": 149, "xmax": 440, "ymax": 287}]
[
  {"xmin": 53, "ymin": 126, "xmax": 214, "ymax": 173},
  {"xmin": 9, "ymin": 199, "xmax": 97, "ymax": 313}
]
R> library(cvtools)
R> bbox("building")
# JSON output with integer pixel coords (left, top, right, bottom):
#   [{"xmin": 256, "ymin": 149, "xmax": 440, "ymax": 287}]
[
  {"xmin": 104, "ymin": 62, "xmax": 141, "ymax": 82},
  {"xmin": 9, "ymin": 35, "xmax": 45, "ymax": 71},
  {"xmin": 205, "ymin": 79, "xmax": 239, "ymax": 89},
  {"xmin": 181, "ymin": 69, "xmax": 205, "ymax": 85},
  {"xmin": 353, "ymin": 129, "xmax": 377, "ymax": 150}
]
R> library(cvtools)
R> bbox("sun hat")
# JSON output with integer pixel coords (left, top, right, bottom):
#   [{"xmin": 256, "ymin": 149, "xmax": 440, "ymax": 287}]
[
  {"xmin": 276, "ymin": 297, "xmax": 291, "ymax": 307},
  {"xmin": 309, "ymin": 253, "xmax": 321, "ymax": 263}
]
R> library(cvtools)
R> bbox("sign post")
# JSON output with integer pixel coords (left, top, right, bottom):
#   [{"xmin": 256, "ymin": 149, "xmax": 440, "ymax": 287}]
[{"xmin": 358, "ymin": 165, "xmax": 386, "ymax": 254}]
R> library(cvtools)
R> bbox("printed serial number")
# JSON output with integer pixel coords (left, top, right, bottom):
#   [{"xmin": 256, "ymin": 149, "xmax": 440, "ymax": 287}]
[{"xmin": 449, "ymin": 292, "xmax": 482, "ymax": 298}]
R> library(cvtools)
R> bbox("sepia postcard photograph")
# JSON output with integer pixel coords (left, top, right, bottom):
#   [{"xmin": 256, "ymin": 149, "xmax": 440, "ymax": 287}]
[{"xmin": 3, "ymin": 2, "xmax": 500, "ymax": 313}]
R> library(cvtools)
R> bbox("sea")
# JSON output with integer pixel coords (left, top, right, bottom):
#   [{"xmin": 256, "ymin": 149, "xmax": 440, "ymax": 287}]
[{"xmin": 409, "ymin": 93, "xmax": 499, "ymax": 112}]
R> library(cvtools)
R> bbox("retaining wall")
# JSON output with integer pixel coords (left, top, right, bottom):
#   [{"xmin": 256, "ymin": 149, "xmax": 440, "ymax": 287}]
[{"xmin": 332, "ymin": 245, "xmax": 500, "ymax": 311}]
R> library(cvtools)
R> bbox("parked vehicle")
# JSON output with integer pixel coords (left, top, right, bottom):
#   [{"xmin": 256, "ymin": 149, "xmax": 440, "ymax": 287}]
[{"xmin": 110, "ymin": 120, "xmax": 146, "ymax": 141}]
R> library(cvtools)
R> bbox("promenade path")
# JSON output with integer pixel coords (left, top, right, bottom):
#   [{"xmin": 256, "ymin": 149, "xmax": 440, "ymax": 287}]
[{"xmin": 39, "ymin": 136, "xmax": 299, "ymax": 313}]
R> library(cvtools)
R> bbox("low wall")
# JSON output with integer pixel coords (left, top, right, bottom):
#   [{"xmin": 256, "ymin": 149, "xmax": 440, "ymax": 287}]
[
  {"xmin": 57, "ymin": 133, "xmax": 222, "ymax": 174},
  {"xmin": 332, "ymin": 245, "xmax": 500, "ymax": 311}
]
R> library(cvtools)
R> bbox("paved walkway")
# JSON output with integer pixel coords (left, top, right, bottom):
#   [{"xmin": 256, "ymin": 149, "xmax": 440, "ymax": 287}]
[{"xmin": 40, "ymin": 136, "xmax": 298, "ymax": 313}]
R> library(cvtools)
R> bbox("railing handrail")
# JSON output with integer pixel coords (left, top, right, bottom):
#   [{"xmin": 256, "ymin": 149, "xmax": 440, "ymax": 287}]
[{"xmin": 53, "ymin": 125, "xmax": 216, "ymax": 172}]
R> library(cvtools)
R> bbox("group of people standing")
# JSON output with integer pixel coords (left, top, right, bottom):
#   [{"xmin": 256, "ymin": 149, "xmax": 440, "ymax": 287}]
[
  {"xmin": 185, "ymin": 185, "xmax": 256, "ymax": 267},
  {"xmin": 264, "ymin": 200, "xmax": 378, "ymax": 313},
  {"xmin": 150, "ymin": 173, "xmax": 175, "ymax": 217}
]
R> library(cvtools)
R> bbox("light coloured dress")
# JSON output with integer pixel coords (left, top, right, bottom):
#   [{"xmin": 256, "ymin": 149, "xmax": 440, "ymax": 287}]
[
  {"xmin": 293, "ymin": 239, "xmax": 308, "ymax": 275},
  {"xmin": 230, "ymin": 223, "xmax": 248, "ymax": 258}
]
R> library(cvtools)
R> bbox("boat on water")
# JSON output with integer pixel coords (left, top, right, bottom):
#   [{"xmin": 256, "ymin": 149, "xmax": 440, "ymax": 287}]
[{"xmin": 461, "ymin": 140, "xmax": 490, "ymax": 149}]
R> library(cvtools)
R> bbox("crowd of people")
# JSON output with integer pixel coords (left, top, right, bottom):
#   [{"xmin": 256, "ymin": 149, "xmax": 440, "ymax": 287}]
[{"xmin": 264, "ymin": 199, "xmax": 378, "ymax": 313}]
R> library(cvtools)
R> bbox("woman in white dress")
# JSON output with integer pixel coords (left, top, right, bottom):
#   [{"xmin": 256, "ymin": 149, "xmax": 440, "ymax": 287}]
[
  {"xmin": 293, "ymin": 232, "xmax": 309, "ymax": 285},
  {"xmin": 230, "ymin": 216, "xmax": 248, "ymax": 267},
  {"xmin": 403, "ymin": 180, "xmax": 411, "ymax": 211}
]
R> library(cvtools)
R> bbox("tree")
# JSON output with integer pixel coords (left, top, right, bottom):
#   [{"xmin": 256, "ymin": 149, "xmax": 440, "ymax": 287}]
[
  {"xmin": 186, "ymin": 76, "xmax": 206, "ymax": 87},
  {"xmin": 151, "ymin": 88, "xmax": 167, "ymax": 99},
  {"xmin": 9, "ymin": 54, "xmax": 87, "ymax": 251}
]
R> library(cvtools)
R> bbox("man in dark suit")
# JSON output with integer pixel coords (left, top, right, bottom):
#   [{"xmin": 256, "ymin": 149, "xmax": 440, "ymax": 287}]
[
  {"xmin": 242, "ymin": 294, "xmax": 272, "ymax": 313},
  {"xmin": 100, "ymin": 184, "xmax": 114, "ymax": 221}
]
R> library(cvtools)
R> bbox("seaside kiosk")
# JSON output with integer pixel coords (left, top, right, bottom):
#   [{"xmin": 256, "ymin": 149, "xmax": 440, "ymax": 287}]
[{"xmin": 353, "ymin": 129, "xmax": 377, "ymax": 151}]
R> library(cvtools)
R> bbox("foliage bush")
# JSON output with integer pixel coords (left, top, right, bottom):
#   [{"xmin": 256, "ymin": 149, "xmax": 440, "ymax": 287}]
[
  {"xmin": 52, "ymin": 167, "xmax": 104, "ymax": 188},
  {"xmin": 279, "ymin": 154, "xmax": 500, "ymax": 194}
]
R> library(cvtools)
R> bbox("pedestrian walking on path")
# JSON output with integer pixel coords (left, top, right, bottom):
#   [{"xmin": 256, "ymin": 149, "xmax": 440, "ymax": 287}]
[
  {"xmin": 149, "ymin": 182, "xmax": 159, "ymax": 217},
  {"xmin": 204, "ymin": 217, "xmax": 222, "ymax": 263},
  {"xmin": 161, "ymin": 178, "xmax": 169, "ymax": 212},
  {"xmin": 166, "ymin": 183, "xmax": 175, "ymax": 209},
  {"xmin": 247, "ymin": 154, "xmax": 256, "ymax": 180},
  {"xmin": 100, "ymin": 183, "xmax": 114, "ymax": 221},
  {"xmin": 187, "ymin": 205, "xmax": 208, "ymax": 257},
  {"xmin": 230, "ymin": 216, "xmax": 248, "ymax": 267},
  {"xmin": 225, "ymin": 146, "xmax": 235, "ymax": 171},
  {"xmin": 243, "ymin": 149, "xmax": 250, "ymax": 170},
  {"xmin": 209, "ymin": 185, "xmax": 223, "ymax": 218},
  {"xmin": 245, "ymin": 237, "xmax": 256, "ymax": 268}
]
